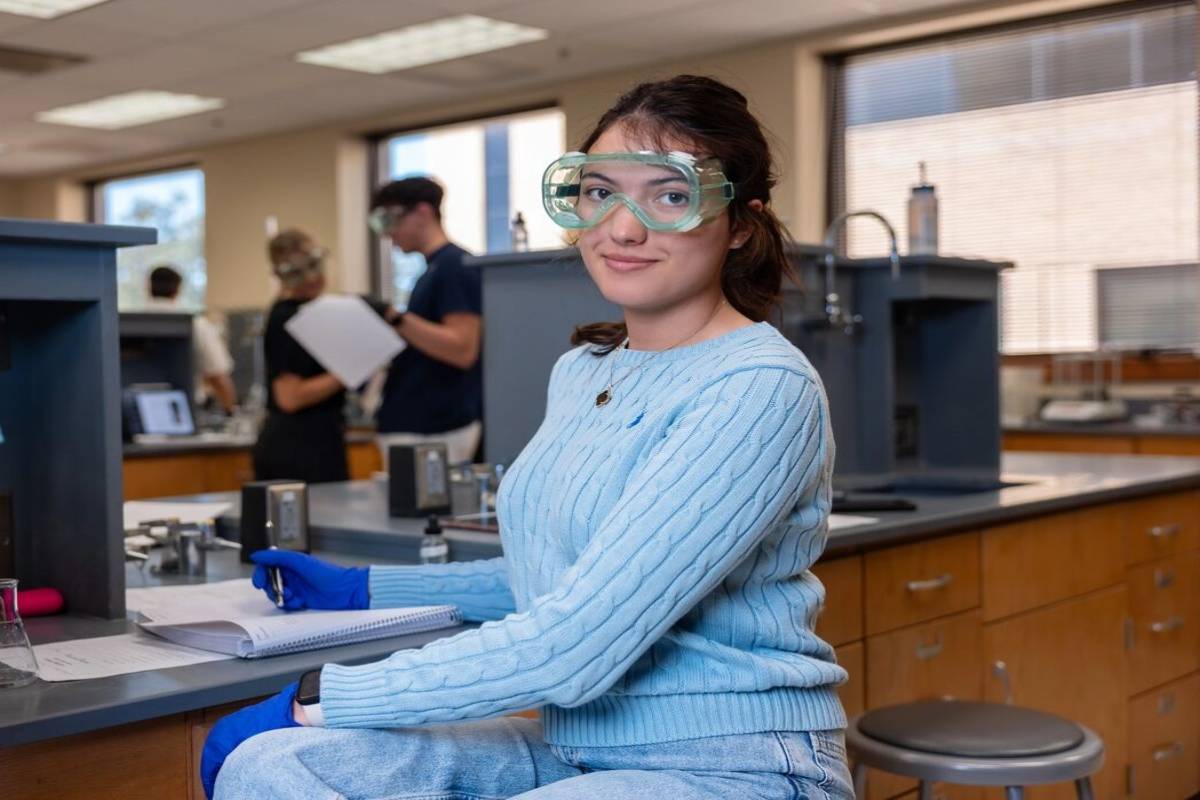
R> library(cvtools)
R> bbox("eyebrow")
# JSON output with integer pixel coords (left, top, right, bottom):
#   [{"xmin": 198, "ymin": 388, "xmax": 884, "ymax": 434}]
[{"xmin": 580, "ymin": 169, "xmax": 688, "ymax": 187}]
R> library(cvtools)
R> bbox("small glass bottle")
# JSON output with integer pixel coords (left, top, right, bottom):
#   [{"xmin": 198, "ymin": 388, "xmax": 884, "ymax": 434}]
[
  {"xmin": 0, "ymin": 578, "xmax": 38, "ymax": 688},
  {"xmin": 510, "ymin": 212, "xmax": 529, "ymax": 252},
  {"xmin": 419, "ymin": 515, "xmax": 449, "ymax": 564}
]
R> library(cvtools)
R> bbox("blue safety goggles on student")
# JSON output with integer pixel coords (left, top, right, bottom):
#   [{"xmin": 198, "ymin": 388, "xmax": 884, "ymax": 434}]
[{"xmin": 542, "ymin": 151, "xmax": 735, "ymax": 232}]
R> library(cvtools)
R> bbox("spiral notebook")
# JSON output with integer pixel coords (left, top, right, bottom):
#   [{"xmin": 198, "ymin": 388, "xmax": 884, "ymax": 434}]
[{"xmin": 127, "ymin": 580, "xmax": 461, "ymax": 659}]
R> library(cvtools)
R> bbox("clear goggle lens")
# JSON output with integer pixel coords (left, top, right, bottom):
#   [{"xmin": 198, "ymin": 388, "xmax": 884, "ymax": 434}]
[
  {"xmin": 543, "ymin": 152, "xmax": 735, "ymax": 232},
  {"xmin": 368, "ymin": 206, "xmax": 408, "ymax": 235},
  {"xmin": 275, "ymin": 248, "xmax": 327, "ymax": 287}
]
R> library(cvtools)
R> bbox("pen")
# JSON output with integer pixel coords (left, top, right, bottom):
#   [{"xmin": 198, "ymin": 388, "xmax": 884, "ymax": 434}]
[{"xmin": 266, "ymin": 522, "xmax": 285, "ymax": 608}]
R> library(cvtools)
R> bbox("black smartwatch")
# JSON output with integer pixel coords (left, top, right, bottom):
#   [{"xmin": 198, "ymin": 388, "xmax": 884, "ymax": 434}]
[{"xmin": 297, "ymin": 668, "xmax": 321, "ymax": 707}]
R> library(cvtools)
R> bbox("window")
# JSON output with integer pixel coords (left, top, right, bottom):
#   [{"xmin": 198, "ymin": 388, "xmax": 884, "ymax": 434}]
[
  {"xmin": 93, "ymin": 167, "xmax": 206, "ymax": 310},
  {"xmin": 829, "ymin": 2, "xmax": 1197, "ymax": 353},
  {"xmin": 375, "ymin": 107, "xmax": 565, "ymax": 306}
]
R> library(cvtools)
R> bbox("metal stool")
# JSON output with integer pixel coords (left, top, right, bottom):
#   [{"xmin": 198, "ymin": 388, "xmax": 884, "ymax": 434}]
[{"xmin": 847, "ymin": 700, "xmax": 1104, "ymax": 800}]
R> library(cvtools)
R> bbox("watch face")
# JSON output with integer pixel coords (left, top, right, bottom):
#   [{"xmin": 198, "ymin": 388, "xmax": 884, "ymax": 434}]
[{"xmin": 297, "ymin": 669, "xmax": 321, "ymax": 705}]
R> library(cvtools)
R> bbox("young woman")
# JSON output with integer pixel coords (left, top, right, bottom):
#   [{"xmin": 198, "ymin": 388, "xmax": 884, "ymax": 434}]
[
  {"xmin": 204, "ymin": 74, "xmax": 852, "ymax": 800},
  {"xmin": 251, "ymin": 230, "xmax": 349, "ymax": 484}
]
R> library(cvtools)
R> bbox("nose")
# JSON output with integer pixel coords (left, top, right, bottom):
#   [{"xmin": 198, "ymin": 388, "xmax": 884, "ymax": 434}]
[{"xmin": 606, "ymin": 199, "xmax": 648, "ymax": 245}]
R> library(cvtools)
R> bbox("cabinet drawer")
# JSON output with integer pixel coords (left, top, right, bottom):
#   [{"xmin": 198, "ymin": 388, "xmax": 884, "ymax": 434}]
[
  {"xmin": 1125, "ymin": 492, "xmax": 1200, "ymax": 566},
  {"xmin": 1127, "ymin": 553, "xmax": 1200, "ymax": 695},
  {"xmin": 836, "ymin": 641, "xmax": 864, "ymax": 720},
  {"xmin": 864, "ymin": 611, "xmax": 984, "ymax": 800},
  {"xmin": 865, "ymin": 533, "xmax": 980, "ymax": 635},
  {"xmin": 1128, "ymin": 673, "xmax": 1200, "ymax": 800},
  {"xmin": 982, "ymin": 505, "xmax": 1124, "ymax": 621},
  {"xmin": 813, "ymin": 556, "xmax": 863, "ymax": 646}
]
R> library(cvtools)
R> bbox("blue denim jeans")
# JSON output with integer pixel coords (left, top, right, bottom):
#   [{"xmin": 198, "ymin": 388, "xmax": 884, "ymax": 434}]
[{"xmin": 215, "ymin": 717, "xmax": 853, "ymax": 799}]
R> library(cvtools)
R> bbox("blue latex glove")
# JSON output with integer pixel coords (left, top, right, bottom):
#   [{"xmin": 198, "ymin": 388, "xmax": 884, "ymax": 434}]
[
  {"xmin": 201, "ymin": 681, "xmax": 300, "ymax": 799},
  {"xmin": 250, "ymin": 550, "xmax": 369, "ymax": 611}
]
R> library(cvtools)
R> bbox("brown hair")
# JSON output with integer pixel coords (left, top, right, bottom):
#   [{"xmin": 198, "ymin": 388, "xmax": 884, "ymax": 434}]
[
  {"xmin": 570, "ymin": 74, "xmax": 795, "ymax": 352},
  {"xmin": 267, "ymin": 229, "xmax": 313, "ymax": 268}
]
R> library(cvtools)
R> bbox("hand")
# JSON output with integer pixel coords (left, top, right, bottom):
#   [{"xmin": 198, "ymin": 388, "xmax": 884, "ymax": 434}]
[
  {"xmin": 201, "ymin": 682, "xmax": 301, "ymax": 799},
  {"xmin": 250, "ymin": 550, "xmax": 369, "ymax": 611}
]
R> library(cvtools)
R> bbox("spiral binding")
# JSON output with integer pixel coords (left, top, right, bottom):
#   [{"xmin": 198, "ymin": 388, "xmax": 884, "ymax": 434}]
[{"xmin": 248, "ymin": 606, "xmax": 462, "ymax": 659}]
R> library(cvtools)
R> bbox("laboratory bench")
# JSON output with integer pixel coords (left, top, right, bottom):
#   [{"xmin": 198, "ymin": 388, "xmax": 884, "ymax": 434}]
[
  {"xmin": 5, "ymin": 452, "xmax": 1200, "ymax": 799},
  {"xmin": 121, "ymin": 429, "xmax": 383, "ymax": 500}
]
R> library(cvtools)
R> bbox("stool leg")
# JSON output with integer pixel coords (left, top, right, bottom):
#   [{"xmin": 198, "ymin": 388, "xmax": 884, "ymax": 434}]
[
  {"xmin": 1074, "ymin": 777, "xmax": 1094, "ymax": 800},
  {"xmin": 852, "ymin": 762, "xmax": 866, "ymax": 799},
  {"xmin": 918, "ymin": 781, "xmax": 934, "ymax": 800},
  {"xmin": 1005, "ymin": 788, "xmax": 1025, "ymax": 800}
]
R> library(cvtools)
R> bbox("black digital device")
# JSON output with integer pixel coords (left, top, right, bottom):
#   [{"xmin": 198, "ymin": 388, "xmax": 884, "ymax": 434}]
[
  {"xmin": 239, "ymin": 480, "xmax": 310, "ymax": 563},
  {"xmin": 388, "ymin": 444, "xmax": 451, "ymax": 518},
  {"xmin": 297, "ymin": 668, "xmax": 322, "ymax": 707}
]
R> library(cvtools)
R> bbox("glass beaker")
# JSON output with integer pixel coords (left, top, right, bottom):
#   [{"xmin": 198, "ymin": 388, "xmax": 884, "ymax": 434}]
[{"xmin": 0, "ymin": 578, "xmax": 38, "ymax": 688}]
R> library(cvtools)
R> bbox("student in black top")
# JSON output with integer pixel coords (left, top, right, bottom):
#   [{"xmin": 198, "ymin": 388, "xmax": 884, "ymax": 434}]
[
  {"xmin": 368, "ymin": 178, "xmax": 483, "ymax": 466},
  {"xmin": 251, "ymin": 229, "xmax": 349, "ymax": 484}
]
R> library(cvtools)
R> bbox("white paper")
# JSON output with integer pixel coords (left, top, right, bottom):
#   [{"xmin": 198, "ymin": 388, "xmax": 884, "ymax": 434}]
[
  {"xmin": 828, "ymin": 513, "xmax": 878, "ymax": 530},
  {"xmin": 123, "ymin": 500, "xmax": 231, "ymax": 530},
  {"xmin": 127, "ymin": 580, "xmax": 276, "ymax": 624},
  {"xmin": 128, "ymin": 580, "xmax": 461, "ymax": 658},
  {"xmin": 34, "ymin": 633, "xmax": 231, "ymax": 681},
  {"xmin": 284, "ymin": 295, "xmax": 405, "ymax": 388}
]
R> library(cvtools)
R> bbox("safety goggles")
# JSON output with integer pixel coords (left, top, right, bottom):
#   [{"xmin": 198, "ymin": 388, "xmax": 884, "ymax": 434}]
[
  {"xmin": 274, "ymin": 247, "xmax": 327, "ymax": 288},
  {"xmin": 542, "ymin": 151, "xmax": 735, "ymax": 232},
  {"xmin": 368, "ymin": 206, "xmax": 411, "ymax": 236}
]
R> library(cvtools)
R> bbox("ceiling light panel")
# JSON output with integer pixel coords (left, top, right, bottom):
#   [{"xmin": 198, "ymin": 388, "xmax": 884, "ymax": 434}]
[
  {"xmin": 35, "ymin": 91, "xmax": 225, "ymax": 130},
  {"xmin": 295, "ymin": 14, "xmax": 548, "ymax": 75},
  {"xmin": 0, "ymin": 0, "xmax": 109, "ymax": 19}
]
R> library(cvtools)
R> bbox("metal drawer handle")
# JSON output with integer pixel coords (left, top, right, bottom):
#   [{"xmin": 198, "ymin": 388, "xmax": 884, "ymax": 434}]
[
  {"xmin": 906, "ymin": 573, "xmax": 953, "ymax": 592},
  {"xmin": 1154, "ymin": 568, "xmax": 1175, "ymax": 589},
  {"xmin": 1157, "ymin": 691, "xmax": 1176, "ymax": 716},
  {"xmin": 1152, "ymin": 742, "xmax": 1184, "ymax": 762},
  {"xmin": 1148, "ymin": 523, "xmax": 1181, "ymax": 538},
  {"xmin": 991, "ymin": 660, "xmax": 1013, "ymax": 705},
  {"xmin": 915, "ymin": 633, "xmax": 944, "ymax": 661},
  {"xmin": 1149, "ymin": 616, "xmax": 1185, "ymax": 634}
]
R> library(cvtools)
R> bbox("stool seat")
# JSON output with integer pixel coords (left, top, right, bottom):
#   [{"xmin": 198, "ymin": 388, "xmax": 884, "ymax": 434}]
[
  {"xmin": 858, "ymin": 700, "xmax": 1084, "ymax": 758},
  {"xmin": 848, "ymin": 700, "xmax": 1105, "ymax": 796}
]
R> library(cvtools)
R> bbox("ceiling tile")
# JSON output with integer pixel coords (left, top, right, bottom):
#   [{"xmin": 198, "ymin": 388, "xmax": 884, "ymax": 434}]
[
  {"xmin": 62, "ymin": 0, "xmax": 321, "ymax": 37},
  {"xmin": 495, "ymin": 0, "xmax": 711, "ymax": 34},
  {"xmin": 0, "ymin": 18, "xmax": 164, "ymax": 57},
  {"xmin": 63, "ymin": 43, "xmax": 263, "ymax": 91}
]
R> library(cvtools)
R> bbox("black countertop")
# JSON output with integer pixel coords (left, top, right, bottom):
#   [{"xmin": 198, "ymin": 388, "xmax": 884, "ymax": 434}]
[
  {"xmin": 171, "ymin": 452, "xmax": 1200, "ymax": 560},
  {"xmin": 6, "ymin": 451, "xmax": 1200, "ymax": 748}
]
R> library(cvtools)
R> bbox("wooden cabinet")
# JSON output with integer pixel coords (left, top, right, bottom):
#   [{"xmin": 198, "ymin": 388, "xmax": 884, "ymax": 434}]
[
  {"xmin": 982, "ymin": 505, "xmax": 1125, "ymax": 621},
  {"xmin": 0, "ymin": 715, "xmax": 192, "ymax": 799},
  {"xmin": 983, "ymin": 587, "xmax": 1129, "ymax": 800},
  {"xmin": 123, "ymin": 438, "xmax": 380, "ymax": 500},
  {"xmin": 1002, "ymin": 432, "xmax": 1136, "ymax": 454},
  {"xmin": 347, "ymin": 440, "xmax": 383, "ymax": 480},
  {"xmin": 837, "ymin": 641, "xmax": 865, "ymax": 720},
  {"xmin": 1127, "ymin": 673, "xmax": 1200, "ymax": 800},
  {"xmin": 1126, "ymin": 553, "xmax": 1200, "ymax": 694},
  {"xmin": 814, "ymin": 556, "xmax": 863, "ymax": 647},
  {"xmin": 1124, "ymin": 492, "xmax": 1200, "ymax": 567},
  {"xmin": 864, "ymin": 533, "xmax": 980, "ymax": 635},
  {"xmin": 864, "ymin": 611, "xmax": 984, "ymax": 800}
]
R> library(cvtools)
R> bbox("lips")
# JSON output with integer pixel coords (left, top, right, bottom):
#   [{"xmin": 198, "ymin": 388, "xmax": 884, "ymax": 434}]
[{"xmin": 601, "ymin": 253, "xmax": 658, "ymax": 273}]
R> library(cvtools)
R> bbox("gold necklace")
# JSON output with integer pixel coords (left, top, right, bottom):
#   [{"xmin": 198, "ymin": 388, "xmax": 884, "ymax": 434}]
[{"xmin": 595, "ymin": 298, "xmax": 727, "ymax": 408}]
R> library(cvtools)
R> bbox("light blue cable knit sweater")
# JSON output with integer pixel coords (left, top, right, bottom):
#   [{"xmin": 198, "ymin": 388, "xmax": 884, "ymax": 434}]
[{"xmin": 319, "ymin": 321, "xmax": 847, "ymax": 745}]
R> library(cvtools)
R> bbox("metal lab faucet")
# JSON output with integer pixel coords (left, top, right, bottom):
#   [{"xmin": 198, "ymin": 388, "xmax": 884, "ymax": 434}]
[{"xmin": 819, "ymin": 210, "xmax": 901, "ymax": 335}]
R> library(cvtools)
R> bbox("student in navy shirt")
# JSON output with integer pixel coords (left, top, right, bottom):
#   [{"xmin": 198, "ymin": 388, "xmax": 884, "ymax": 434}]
[{"xmin": 368, "ymin": 178, "xmax": 483, "ymax": 466}]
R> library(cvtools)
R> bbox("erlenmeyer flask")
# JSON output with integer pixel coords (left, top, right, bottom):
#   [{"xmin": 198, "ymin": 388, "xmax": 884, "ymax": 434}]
[{"xmin": 0, "ymin": 578, "xmax": 38, "ymax": 687}]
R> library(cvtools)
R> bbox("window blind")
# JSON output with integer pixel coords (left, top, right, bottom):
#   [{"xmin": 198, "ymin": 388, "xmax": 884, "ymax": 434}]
[{"xmin": 828, "ymin": 1, "xmax": 1197, "ymax": 354}]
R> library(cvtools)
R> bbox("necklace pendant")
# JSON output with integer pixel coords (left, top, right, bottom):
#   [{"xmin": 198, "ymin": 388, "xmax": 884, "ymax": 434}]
[{"xmin": 595, "ymin": 388, "xmax": 612, "ymax": 407}]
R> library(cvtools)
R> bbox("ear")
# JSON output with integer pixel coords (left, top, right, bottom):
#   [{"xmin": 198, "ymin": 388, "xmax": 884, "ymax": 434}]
[{"xmin": 729, "ymin": 199, "xmax": 764, "ymax": 250}]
